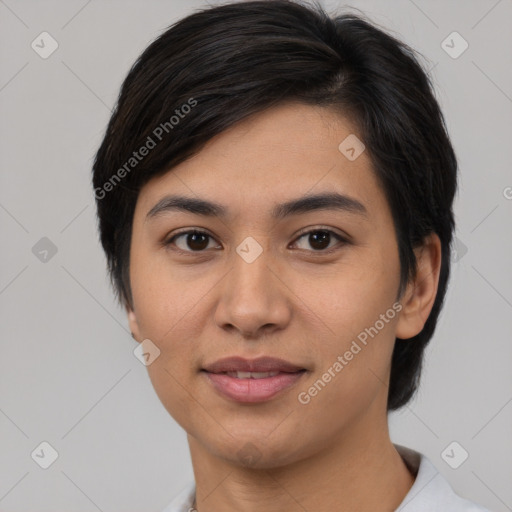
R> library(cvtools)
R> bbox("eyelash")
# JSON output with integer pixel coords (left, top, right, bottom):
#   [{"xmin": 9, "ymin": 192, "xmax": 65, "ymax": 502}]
[{"xmin": 164, "ymin": 227, "xmax": 349, "ymax": 256}]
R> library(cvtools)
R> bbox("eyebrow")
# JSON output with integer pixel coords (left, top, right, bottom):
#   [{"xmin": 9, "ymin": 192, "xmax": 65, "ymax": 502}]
[{"xmin": 145, "ymin": 192, "xmax": 368, "ymax": 222}]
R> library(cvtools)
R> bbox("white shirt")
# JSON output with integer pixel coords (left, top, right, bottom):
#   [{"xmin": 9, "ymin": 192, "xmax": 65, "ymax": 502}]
[{"xmin": 162, "ymin": 444, "xmax": 491, "ymax": 511}]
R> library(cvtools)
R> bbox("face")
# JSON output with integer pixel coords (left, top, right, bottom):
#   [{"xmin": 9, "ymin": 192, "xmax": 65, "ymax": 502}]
[{"xmin": 127, "ymin": 102, "xmax": 424, "ymax": 468}]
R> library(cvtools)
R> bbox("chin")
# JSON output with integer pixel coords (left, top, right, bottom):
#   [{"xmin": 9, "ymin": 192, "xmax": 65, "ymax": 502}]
[{"xmin": 213, "ymin": 435, "xmax": 307, "ymax": 469}]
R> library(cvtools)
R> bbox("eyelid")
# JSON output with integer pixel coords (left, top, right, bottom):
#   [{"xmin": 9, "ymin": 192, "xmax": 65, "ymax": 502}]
[{"xmin": 166, "ymin": 227, "xmax": 215, "ymax": 240}]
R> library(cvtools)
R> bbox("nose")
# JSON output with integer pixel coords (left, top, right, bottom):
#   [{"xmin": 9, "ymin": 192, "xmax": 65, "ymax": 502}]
[{"xmin": 213, "ymin": 244, "xmax": 292, "ymax": 338}]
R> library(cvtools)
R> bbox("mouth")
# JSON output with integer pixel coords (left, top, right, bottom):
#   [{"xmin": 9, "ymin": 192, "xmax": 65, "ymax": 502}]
[
  {"xmin": 200, "ymin": 356, "xmax": 308, "ymax": 403},
  {"xmin": 202, "ymin": 355, "xmax": 306, "ymax": 374},
  {"xmin": 213, "ymin": 370, "xmax": 302, "ymax": 379},
  {"xmin": 201, "ymin": 370, "xmax": 307, "ymax": 403}
]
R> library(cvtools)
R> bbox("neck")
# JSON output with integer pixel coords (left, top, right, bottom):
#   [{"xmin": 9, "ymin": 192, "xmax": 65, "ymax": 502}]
[{"xmin": 187, "ymin": 411, "xmax": 415, "ymax": 511}]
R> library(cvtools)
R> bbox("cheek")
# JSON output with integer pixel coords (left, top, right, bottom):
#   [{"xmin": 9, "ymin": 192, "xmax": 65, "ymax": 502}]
[
  {"xmin": 301, "ymin": 250, "xmax": 400, "ymax": 342},
  {"xmin": 130, "ymin": 245, "xmax": 205, "ymax": 339},
  {"xmin": 131, "ymin": 275, "xmax": 205, "ymax": 427},
  {"xmin": 145, "ymin": 361, "xmax": 201, "ymax": 435},
  {"xmin": 294, "ymin": 248, "xmax": 400, "ymax": 400},
  {"xmin": 295, "ymin": 313, "xmax": 398, "ymax": 435}
]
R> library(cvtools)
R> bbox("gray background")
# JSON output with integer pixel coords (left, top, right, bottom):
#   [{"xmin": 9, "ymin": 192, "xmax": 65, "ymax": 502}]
[{"xmin": 1, "ymin": 0, "xmax": 511, "ymax": 510}]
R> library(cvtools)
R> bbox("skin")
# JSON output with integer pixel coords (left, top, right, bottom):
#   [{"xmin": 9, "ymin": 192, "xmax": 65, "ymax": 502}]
[{"xmin": 127, "ymin": 102, "xmax": 441, "ymax": 512}]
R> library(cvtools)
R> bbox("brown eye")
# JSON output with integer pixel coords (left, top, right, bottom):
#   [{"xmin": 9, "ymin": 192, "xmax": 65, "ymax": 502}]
[
  {"xmin": 167, "ymin": 230, "xmax": 219, "ymax": 252},
  {"xmin": 308, "ymin": 230, "xmax": 331, "ymax": 250},
  {"xmin": 185, "ymin": 232, "xmax": 210, "ymax": 250},
  {"xmin": 293, "ymin": 229, "xmax": 346, "ymax": 252}
]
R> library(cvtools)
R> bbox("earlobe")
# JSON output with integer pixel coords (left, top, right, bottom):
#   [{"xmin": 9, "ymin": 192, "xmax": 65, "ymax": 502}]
[
  {"xmin": 395, "ymin": 233, "xmax": 442, "ymax": 340},
  {"xmin": 127, "ymin": 307, "xmax": 141, "ymax": 343}
]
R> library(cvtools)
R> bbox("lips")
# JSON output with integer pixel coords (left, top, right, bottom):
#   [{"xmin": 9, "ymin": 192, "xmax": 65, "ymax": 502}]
[
  {"xmin": 202, "ymin": 356, "xmax": 305, "ymax": 374},
  {"xmin": 201, "ymin": 356, "xmax": 307, "ymax": 403}
]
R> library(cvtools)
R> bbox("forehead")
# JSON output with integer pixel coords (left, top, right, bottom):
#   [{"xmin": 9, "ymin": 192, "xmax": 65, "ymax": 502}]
[{"xmin": 135, "ymin": 102, "xmax": 385, "ymax": 220}]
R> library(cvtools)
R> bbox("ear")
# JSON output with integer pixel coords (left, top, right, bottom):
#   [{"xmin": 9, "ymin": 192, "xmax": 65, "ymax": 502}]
[
  {"xmin": 395, "ymin": 233, "xmax": 442, "ymax": 340},
  {"xmin": 127, "ymin": 306, "xmax": 142, "ymax": 343}
]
